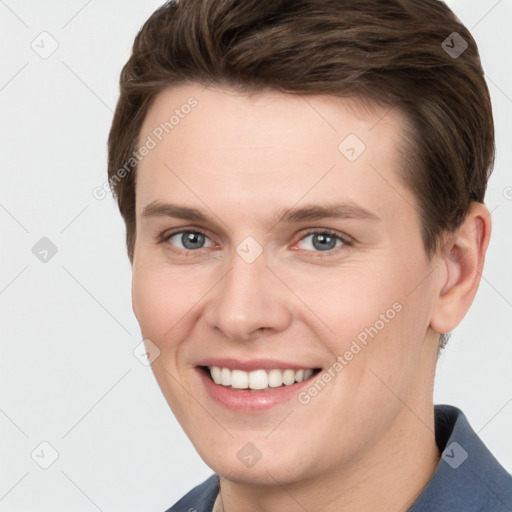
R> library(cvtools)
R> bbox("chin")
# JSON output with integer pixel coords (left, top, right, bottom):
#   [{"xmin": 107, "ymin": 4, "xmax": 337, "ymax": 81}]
[{"xmin": 194, "ymin": 440, "xmax": 317, "ymax": 486}]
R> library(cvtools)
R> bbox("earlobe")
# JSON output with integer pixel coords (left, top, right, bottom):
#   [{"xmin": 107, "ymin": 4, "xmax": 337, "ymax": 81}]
[{"xmin": 430, "ymin": 203, "xmax": 491, "ymax": 335}]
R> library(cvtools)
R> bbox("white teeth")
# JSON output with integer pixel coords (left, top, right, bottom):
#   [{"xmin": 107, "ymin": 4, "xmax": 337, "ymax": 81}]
[
  {"xmin": 282, "ymin": 369, "xmax": 295, "ymax": 385},
  {"xmin": 303, "ymin": 369, "xmax": 313, "ymax": 380},
  {"xmin": 207, "ymin": 366, "xmax": 316, "ymax": 390},
  {"xmin": 249, "ymin": 369, "xmax": 268, "ymax": 390},
  {"xmin": 231, "ymin": 369, "xmax": 249, "ymax": 389},
  {"xmin": 210, "ymin": 366, "xmax": 222, "ymax": 384},
  {"xmin": 268, "ymin": 369, "xmax": 283, "ymax": 388},
  {"xmin": 221, "ymin": 367, "xmax": 231, "ymax": 386}
]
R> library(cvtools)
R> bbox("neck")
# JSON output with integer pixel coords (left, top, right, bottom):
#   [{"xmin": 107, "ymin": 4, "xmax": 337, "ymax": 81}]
[{"xmin": 220, "ymin": 405, "xmax": 440, "ymax": 512}]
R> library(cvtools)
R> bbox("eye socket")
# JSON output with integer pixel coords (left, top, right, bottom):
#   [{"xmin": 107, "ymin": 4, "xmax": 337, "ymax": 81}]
[
  {"xmin": 160, "ymin": 228, "xmax": 350, "ymax": 256},
  {"xmin": 166, "ymin": 230, "xmax": 214, "ymax": 251},
  {"xmin": 296, "ymin": 231, "xmax": 346, "ymax": 252}
]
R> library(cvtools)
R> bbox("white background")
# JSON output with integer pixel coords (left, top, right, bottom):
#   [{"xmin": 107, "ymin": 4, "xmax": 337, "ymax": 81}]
[{"xmin": 1, "ymin": 1, "xmax": 511, "ymax": 510}]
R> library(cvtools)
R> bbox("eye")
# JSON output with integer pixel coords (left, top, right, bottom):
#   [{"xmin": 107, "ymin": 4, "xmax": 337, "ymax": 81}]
[
  {"xmin": 166, "ymin": 230, "xmax": 214, "ymax": 251},
  {"xmin": 160, "ymin": 228, "xmax": 351, "ymax": 256},
  {"xmin": 296, "ymin": 230, "xmax": 348, "ymax": 253}
]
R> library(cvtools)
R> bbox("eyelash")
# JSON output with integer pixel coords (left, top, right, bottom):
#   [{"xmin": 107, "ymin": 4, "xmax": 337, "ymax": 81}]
[{"xmin": 158, "ymin": 228, "xmax": 353, "ymax": 258}]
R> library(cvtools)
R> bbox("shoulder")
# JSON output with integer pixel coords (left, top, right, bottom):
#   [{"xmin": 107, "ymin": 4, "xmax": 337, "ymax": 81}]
[
  {"xmin": 409, "ymin": 405, "xmax": 512, "ymax": 511},
  {"xmin": 163, "ymin": 474, "xmax": 220, "ymax": 512}
]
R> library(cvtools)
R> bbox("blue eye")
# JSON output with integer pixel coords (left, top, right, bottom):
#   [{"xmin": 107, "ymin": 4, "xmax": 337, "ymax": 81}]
[
  {"xmin": 297, "ymin": 231, "xmax": 345, "ymax": 252},
  {"xmin": 160, "ymin": 228, "xmax": 350, "ymax": 257},
  {"xmin": 167, "ymin": 230, "xmax": 214, "ymax": 250}
]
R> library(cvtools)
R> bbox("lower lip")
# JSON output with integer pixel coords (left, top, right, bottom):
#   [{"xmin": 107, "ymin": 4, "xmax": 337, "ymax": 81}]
[{"xmin": 197, "ymin": 367, "xmax": 316, "ymax": 412}]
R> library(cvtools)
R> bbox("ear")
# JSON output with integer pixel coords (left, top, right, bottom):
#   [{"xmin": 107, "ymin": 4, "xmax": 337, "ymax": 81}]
[{"xmin": 430, "ymin": 202, "xmax": 492, "ymax": 335}]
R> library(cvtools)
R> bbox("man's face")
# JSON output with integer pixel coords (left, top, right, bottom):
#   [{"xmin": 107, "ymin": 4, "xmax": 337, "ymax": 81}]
[{"xmin": 132, "ymin": 83, "xmax": 440, "ymax": 484}]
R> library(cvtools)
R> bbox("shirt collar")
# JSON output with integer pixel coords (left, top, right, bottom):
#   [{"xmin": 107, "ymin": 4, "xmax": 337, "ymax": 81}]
[{"xmin": 408, "ymin": 404, "xmax": 512, "ymax": 511}]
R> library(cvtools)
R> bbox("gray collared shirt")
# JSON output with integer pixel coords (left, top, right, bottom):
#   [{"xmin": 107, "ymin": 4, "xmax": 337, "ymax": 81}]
[{"xmin": 165, "ymin": 405, "xmax": 512, "ymax": 511}]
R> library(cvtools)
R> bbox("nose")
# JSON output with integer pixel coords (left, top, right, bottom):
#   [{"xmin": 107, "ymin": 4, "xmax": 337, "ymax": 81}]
[{"xmin": 203, "ymin": 249, "xmax": 292, "ymax": 342}]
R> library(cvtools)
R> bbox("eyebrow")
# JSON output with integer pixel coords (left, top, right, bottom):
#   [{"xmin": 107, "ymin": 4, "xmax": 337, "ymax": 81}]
[{"xmin": 141, "ymin": 200, "xmax": 380, "ymax": 226}]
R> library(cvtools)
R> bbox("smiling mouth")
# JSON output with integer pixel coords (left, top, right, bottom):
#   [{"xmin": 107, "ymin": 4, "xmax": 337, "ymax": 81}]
[{"xmin": 200, "ymin": 366, "xmax": 322, "ymax": 391}]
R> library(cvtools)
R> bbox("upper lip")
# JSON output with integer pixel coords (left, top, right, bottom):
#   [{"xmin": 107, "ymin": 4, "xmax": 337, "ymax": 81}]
[{"xmin": 195, "ymin": 358, "xmax": 320, "ymax": 372}]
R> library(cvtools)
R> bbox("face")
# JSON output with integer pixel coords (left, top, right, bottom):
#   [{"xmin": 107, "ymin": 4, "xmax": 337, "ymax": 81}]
[{"xmin": 132, "ymin": 83, "xmax": 440, "ymax": 485}]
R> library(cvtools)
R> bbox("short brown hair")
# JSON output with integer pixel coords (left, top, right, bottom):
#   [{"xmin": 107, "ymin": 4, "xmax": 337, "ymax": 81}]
[{"xmin": 108, "ymin": 0, "xmax": 494, "ymax": 265}]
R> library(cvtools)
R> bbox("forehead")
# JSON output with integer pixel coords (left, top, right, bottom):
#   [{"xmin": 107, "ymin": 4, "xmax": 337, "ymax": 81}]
[
  {"xmin": 138, "ymin": 83, "xmax": 406, "ymax": 151},
  {"xmin": 135, "ymin": 83, "xmax": 413, "ymax": 223}
]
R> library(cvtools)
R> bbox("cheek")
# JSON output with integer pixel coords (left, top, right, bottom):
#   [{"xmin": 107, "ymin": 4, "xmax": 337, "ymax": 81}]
[
  {"xmin": 131, "ymin": 262, "xmax": 198, "ymax": 342},
  {"xmin": 131, "ymin": 263, "xmax": 209, "ymax": 411},
  {"xmin": 285, "ymin": 256, "xmax": 430, "ymax": 394},
  {"xmin": 285, "ymin": 262, "xmax": 401, "ymax": 346}
]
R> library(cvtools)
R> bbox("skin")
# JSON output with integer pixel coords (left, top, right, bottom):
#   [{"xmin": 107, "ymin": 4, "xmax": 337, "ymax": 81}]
[{"xmin": 131, "ymin": 82, "xmax": 491, "ymax": 512}]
